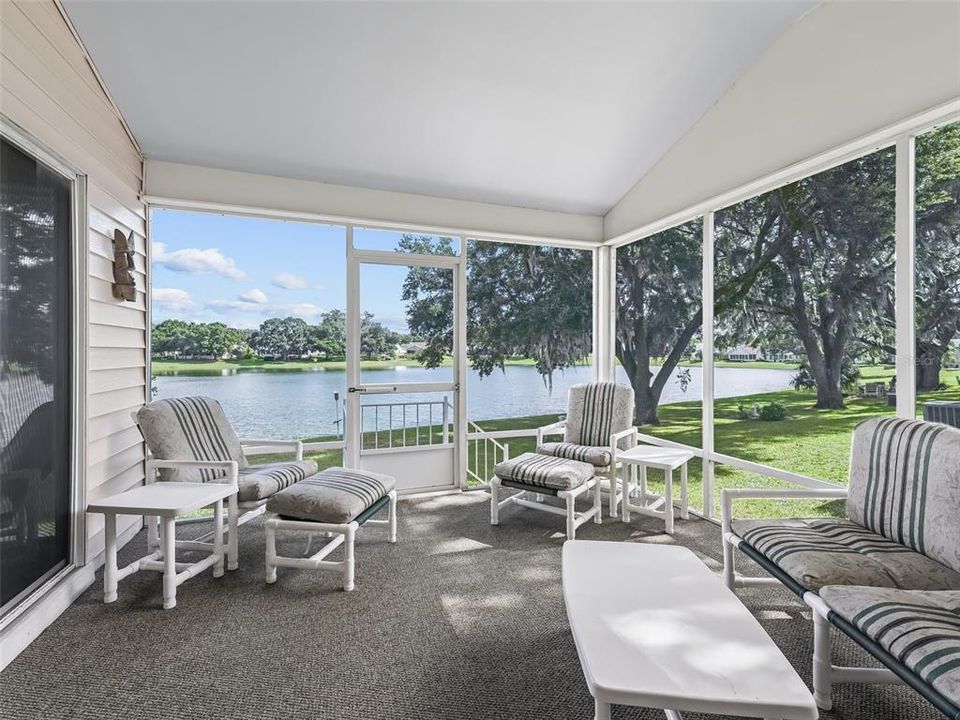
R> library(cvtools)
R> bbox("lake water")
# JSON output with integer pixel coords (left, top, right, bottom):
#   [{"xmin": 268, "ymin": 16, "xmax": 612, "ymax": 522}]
[{"xmin": 154, "ymin": 364, "xmax": 795, "ymax": 439}]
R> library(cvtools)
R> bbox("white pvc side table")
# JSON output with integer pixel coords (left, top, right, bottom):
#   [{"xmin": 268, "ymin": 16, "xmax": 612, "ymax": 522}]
[
  {"xmin": 617, "ymin": 445, "xmax": 693, "ymax": 533},
  {"xmin": 87, "ymin": 481, "xmax": 237, "ymax": 609}
]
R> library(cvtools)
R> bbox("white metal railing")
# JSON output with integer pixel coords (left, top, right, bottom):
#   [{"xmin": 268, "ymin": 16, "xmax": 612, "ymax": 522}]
[
  {"xmin": 360, "ymin": 398, "xmax": 450, "ymax": 450},
  {"xmin": 465, "ymin": 419, "xmax": 510, "ymax": 486}
]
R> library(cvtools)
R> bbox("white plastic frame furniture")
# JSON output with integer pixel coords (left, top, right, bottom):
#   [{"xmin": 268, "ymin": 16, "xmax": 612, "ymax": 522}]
[
  {"xmin": 536, "ymin": 420, "xmax": 635, "ymax": 518},
  {"xmin": 490, "ymin": 475, "xmax": 601, "ymax": 540},
  {"xmin": 719, "ymin": 486, "xmax": 899, "ymax": 710},
  {"xmin": 618, "ymin": 443, "xmax": 692, "ymax": 533},
  {"xmin": 142, "ymin": 437, "xmax": 304, "ymax": 572},
  {"xmin": 264, "ymin": 490, "xmax": 397, "ymax": 591},
  {"xmin": 87, "ymin": 478, "xmax": 238, "ymax": 609}
]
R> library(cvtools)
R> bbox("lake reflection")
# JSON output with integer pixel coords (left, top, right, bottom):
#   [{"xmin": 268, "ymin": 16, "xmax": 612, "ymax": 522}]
[{"xmin": 153, "ymin": 364, "xmax": 794, "ymax": 440}]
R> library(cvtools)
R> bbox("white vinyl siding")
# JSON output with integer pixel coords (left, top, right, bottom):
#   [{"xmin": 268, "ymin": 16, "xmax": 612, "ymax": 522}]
[{"xmin": 0, "ymin": 0, "xmax": 146, "ymax": 562}]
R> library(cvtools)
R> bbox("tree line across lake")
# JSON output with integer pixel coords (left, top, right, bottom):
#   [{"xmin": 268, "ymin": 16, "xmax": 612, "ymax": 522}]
[{"xmin": 152, "ymin": 311, "xmax": 418, "ymax": 361}]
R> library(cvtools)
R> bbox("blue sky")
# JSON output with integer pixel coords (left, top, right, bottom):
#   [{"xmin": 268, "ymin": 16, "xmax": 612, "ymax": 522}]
[{"xmin": 151, "ymin": 209, "xmax": 413, "ymax": 331}]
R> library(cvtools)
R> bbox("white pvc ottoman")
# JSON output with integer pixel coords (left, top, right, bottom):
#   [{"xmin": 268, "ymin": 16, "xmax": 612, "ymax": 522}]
[
  {"xmin": 264, "ymin": 467, "xmax": 397, "ymax": 591},
  {"xmin": 491, "ymin": 452, "xmax": 600, "ymax": 539}
]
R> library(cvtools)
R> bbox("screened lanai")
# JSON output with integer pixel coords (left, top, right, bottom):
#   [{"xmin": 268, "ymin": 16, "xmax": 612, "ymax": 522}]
[{"xmin": 1, "ymin": 2, "xmax": 959, "ymax": 720}]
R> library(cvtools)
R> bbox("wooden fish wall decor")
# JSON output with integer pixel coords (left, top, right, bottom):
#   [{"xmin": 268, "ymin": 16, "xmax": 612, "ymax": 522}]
[{"xmin": 111, "ymin": 228, "xmax": 137, "ymax": 302}]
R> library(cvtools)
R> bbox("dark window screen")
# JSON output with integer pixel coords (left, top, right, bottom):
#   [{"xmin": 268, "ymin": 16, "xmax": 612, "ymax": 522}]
[{"xmin": 1, "ymin": 137, "xmax": 73, "ymax": 615}]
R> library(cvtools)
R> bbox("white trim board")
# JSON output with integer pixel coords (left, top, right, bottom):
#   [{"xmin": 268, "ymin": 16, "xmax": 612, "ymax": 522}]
[{"xmin": 144, "ymin": 160, "xmax": 602, "ymax": 247}]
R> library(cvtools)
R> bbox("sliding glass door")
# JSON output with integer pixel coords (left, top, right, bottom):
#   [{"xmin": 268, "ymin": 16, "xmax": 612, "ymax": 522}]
[{"xmin": 0, "ymin": 135, "xmax": 75, "ymax": 617}]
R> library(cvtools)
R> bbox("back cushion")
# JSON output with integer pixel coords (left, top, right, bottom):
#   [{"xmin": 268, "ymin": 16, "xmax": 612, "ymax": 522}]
[
  {"xmin": 565, "ymin": 382, "xmax": 635, "ymax": 448},
  {"xmin": 847, "ymin": 417, "xmax": 960, "ymax": 573},
  {"xmin": 137, "ymin": 396, "xmax": 248, "ymax": 483}
]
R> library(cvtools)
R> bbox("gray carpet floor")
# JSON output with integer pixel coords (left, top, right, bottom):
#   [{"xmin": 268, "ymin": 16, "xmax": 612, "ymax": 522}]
[{"xmin": 1, "ymin": 491, "xmax": 935, "ymax": 720}]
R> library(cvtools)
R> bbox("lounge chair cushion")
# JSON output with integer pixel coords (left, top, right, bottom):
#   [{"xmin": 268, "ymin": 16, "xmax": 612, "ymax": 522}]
[
  {"xmin": 820, "ymin": 585, "xmax": 960, "ymax": 708},
  {"xmin": 732, "ymin": 517, "xmax": 960, "ymax": 593},
  {"xmin": 237, "ymin": 460, "xmax": 318, "ymax": 502},
  {"xmin": 494, "ymin": 452, "xmax": 594, "ymax": 491},
  {"xmin": 137, "ymin": 396, "xmax": 248, "ymax": 482},
  {"xmin": 565, "ymin": 382, "xmax": 635, "ymax": 448},
  {"xmin": 847, "ymin": 417, "xmax": 960, "ymax": 573},
  {"xmin": 266, "ymin": 467, "xmax": 395, "ymax": 524},
  {"xmin": 538, "ymin": 442, "xmax": 611, "ymax": 468}
]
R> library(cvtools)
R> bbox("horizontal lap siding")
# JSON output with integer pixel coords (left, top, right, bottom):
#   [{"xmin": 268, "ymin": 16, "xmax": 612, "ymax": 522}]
[{"xmin": 0, "ymin": 1, "xmax": 147, "ymax": 561}]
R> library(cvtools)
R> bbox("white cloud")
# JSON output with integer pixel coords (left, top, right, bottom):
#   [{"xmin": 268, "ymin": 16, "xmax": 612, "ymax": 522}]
[
  {"xmin": 271, "ymin": 272, "xmax": 308, "ymax": 290},
  {"xmin": 152, "ymin": 287, "xmax": 195, "ymax": 312},
  {"xmin": 153, "ymin": 242, "xmax": 245, "ymax": 280},
  {"xmin": 239, "ymin": 288, "xmax": 268, "ymax": 304},
  {"xmin": 207, "ymin": 299, "xmax": 262, "ymax": 313},
  {"xmin": 267, "ymin": 303, "xmax": 324, "ymax": 321}
]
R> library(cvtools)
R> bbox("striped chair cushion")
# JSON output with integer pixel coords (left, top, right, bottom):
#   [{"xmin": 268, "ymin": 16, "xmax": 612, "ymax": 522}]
[
  {"xmin": 565, "ymin": 382, "xmax": 634, "ymax": 448},
  {"xmin": 237, "ymin": 460, "xmax": 318, "ymax": 502},
  {"xmin": 847, "ymin": 418, "xmax": 960, "ymax": 573},
  {"xmin": 494, "ymin": 452, "xmax": 594, "ymax": 491},
  {"xmin": 732, "ymin": 517, "xmax": 960, "ymax": 593},
  {"xmin": 137, "ymin": 396, "xmax": 248, "ymax": 483},
  {"xmin": 820, "ymin": 585, "xmax": 960, "ymax": 709},
  {"xmin": 266, "ymin": 467, "xmax": 395, "ymax": 524},
  {"xmin": 538, "ymin": 442, "xmax": 611, "ymax": 468}
]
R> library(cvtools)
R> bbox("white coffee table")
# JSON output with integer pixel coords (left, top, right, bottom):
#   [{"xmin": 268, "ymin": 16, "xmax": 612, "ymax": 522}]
[
  {"xmin": 562, "ymin": 541, "xmax": 818, "ymax": 720},
  {"xmin": 88, "ymin": 481, "xmax": 237, "ymax": 609},
  {"xmin": 617, "ymin": 445, "xmax": 692, "ymax": 533}
]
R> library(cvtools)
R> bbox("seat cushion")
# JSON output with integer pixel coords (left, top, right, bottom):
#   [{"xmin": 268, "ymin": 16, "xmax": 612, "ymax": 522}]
[
  {"xmin": 237, "ymin": 460, "xmax": 317, "ymax": 502},
  {"xmin": 820, "ymin": 585, "xmax": 960, "ymax": 709},
  {"xmin": 266, "ymin": 467, "xmax": 395, "ymax": 524},
  {"xmin": 137, "ymin": 396, "xmax": 248, "ymax": 482},
  {"xmin": 494, "ymin": 452, "xmax": 594, "ymax": 491},
  {"xmin": 538, "ymin": 442, "xmax": 611, "ymax": 468},
  {"xmin": 732, "ymin": 517, "xmax": 960, "ymax": 593},
  {"xmin": 847, "ymin": 417, "xmax": 960, "ymax": 573}
]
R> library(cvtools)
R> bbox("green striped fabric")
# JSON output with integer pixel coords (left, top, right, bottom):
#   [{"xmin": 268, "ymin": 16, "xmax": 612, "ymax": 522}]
[
  {"xmin": 236, "ymin": 460, "xmax": 318, "ymax": 502},
  {"xmin": 848, "ymin": 418, "xmax": 960, "ymax": 573},
  {"xmin": 494, "ymin": 452, "xmax": 594, "ymax": 491},
  {"xmin": 137, "ymin": 396, "xmax": 249, "ymax": 483},
  {"xmin": 537, "ymin": 442, "xmax": 611, "ymax": 468},
  {"xmin": 732, "ymin": 517, "xmax": 960, "ymax": 592},
  {"xmin": 564, "ymin": 382, "xmax": 634, "ymax": 448},
  {"xmin": 266, "ymin": 467, "xmax": 395, "ymax": 524},
  {"xmin": 821, "ymin": 586, "xmax": 960, "ymax": 709}
]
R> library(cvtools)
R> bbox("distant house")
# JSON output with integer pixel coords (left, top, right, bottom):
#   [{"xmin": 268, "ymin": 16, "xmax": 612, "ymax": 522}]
[
  {"xmin": 724, "ymin": 345, "xmax": 760, "ymax": 361},
  {"xmin": 395, "ymin": 341, "xmax": 427, "ymax": 358}
]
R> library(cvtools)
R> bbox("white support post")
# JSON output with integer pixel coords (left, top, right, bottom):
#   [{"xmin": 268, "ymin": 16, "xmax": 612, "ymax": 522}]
[
  {"xmin": 895, "ymin": 136, "xmax": 916, "ymax": 418},
  {"xmin": 455, "ymin": 238, "xmax": 469, "ymax": 490},
  {"xmin": 345, "ymin": 224, "xmax": 361, "ymax": 467},
  {"xmin": 701, "ymin": 212, "xmax": 716, "ymax": 518},
  {"xmin": 593, "ymin": 245, "xmax": 615, "ymax": 382}
]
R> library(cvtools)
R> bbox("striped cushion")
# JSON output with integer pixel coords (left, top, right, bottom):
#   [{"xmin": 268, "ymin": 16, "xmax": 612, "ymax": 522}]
[
  {"xmin": 538, "ymin": 442, "xmax": 611, "ymax": 468},
  {"xmin": 266, "ymin": 467, "xmax": 395, "ymax": 524},
  {"xmin": 137, "ymin": 396, "xmax": 248, "ymax": 483},
  {"xmin": 732, "ymin": 517, "xmax": 960, "ymax": 593},
  {"xmin": 820, "ymin": 585, "xmax": 960, "ymax": 708},
  {"xmin": 237, "ymin": 460, "xmax": 318, "ymax": 502},
  {"xmin": 848, "ymin": 418, "xmax": 960, "ymax": 573},
  {"xmin": 565, "ymin": 382, "xmax": 634, "ymax": 448},
  {"xmin": 494, "ymin": 452, "xmax": 594, "ymax": 491}
]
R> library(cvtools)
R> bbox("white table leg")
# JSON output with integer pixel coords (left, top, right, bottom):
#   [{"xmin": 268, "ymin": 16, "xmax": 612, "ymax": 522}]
[
  {"xmin": 665, "ymin": 468, "xmax": 674, "ymax": 534},
  {"xmin": 607, "ymin": 467, "xmax": 618, "ymax": 518},
  {"xmin": 388, "ymin": 491, "xmax": 398, "ymax": 542},
  {"xmin": 343, "ymin": 524, "xmax": 356, "ymax": 591},
  {"xmin": 161, "ymin": 516, "xmax": 177, "ymax": 609},
  {"xmin": 490, "ymin": 478, "xmax": 499, "ymax": 525},
  {"xmin": 680, "ymin": 462, "xmax": 689, "ymax": 520},
  {"xmin": 593, "ymin": 478, "xmax": 602, "ymax": 524},
  {"xmin": 621, "ymin": 465, "xmax": 631, "ymax": 522},
  {"xmin": 594, "ymin": 698, "xmax": 611, "ymax": 720},
  {"xmin": 227, "ymin": 493, "xmax": 239, "ymax": 571},
  {"xmin": 640, "ymin": 464, "xmax": 648, "ymax": 502},
  {"xmin": 103, "ymin": 513, "xmax": 118, "ymax": 603},
  {"xmin": 146, "ymin": 513, "xmax": 159, "ymax": 553},
  {"xmin": 566, "ymin": 492, "xmax": 576, "ymax": 539},
  {"xmin": 212, "ymin": 498, "xmax": 224, "ymax": 578}
]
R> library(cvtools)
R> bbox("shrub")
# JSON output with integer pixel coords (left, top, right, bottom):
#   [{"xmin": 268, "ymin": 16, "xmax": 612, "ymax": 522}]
[{"xmin": 758, "ymin": 402, "xmax": 787, "ymax": 421}]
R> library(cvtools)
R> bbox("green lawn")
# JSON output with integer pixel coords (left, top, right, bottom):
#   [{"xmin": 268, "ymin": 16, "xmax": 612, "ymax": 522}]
[{"xmin": 245, "ymin": 368, "xmax": 960, "ymax": 521}]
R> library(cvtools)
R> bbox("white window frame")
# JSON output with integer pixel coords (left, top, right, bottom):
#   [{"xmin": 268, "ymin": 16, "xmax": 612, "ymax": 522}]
[{"xmin": 0, "ymin": 116, "xmax": 88, "ymax": 629}]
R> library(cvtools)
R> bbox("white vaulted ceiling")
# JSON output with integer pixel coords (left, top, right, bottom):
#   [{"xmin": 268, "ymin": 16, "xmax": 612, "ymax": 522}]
[{"xmin": 62, "ymin": 1, "xmax": 812, "ymax": 216}]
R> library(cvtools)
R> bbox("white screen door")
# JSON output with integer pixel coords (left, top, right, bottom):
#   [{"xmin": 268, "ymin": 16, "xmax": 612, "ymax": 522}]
[{"xmin": 344, "ymin": 232, "xmax": 466, "ymax": 494}]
